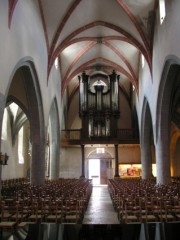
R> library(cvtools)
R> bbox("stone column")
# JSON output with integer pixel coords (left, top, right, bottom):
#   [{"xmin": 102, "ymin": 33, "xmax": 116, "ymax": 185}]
[
  {"xmin": 50, "ymin": 140, "xmax": 59, "ymax": 179},
  {"xmin": 141, "ymin": 142, "xmax": 153, "ymax": 179},
  {"xmin": 114, "ymin": 144, "xmax": 120, "ymax": 178},
  {"xmin": 80, "ymin": 145, "xmax": 85, "ymax": 178},
  {"xmin": 156, "ymin": 139, "xmax": 171, "ymax": 185},
  {"xmin": 31, "ymin": 141, "xmax": 45, "ymax": 185},
  {"xmin": 0, "ymin": 93, "xmax": 6, "ymax": 198}
]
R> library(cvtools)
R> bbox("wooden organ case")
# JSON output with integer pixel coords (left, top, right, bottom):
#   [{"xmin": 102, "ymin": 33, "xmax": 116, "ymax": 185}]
[{"xmin": 79, "ymin": 71, "xmax": 120, "ymax": 139}]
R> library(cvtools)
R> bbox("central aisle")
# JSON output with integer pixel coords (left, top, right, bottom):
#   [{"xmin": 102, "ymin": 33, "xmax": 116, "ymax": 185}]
[{"xmin": 83, "ymin": 185, "xmax": 119, "ymax": 224}]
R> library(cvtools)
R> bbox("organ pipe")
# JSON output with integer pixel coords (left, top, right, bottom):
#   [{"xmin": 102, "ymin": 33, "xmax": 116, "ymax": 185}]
[
  {"xmin": 79, "ymin": 70, "xmax": 120, "ymax": 138},
  {"xmin": 79, "ymin": 72, "xmax": 89, "ymax": 113},
  {"xmin": 105, "ymin": 117, "xmax": 110, "ymax": 136},
  {"xmin": 95, "ymin": 85, "xmax": 104, "ymax": 111},
  {"xmin": 88, "ymin": 93, "xmax": 96, "ymax": 109},
  {"xmin": 88, "ymin": 116, "xmax": 93, "ymax": 137},
  {"xmin": 83, "ymin": 72, "xmax": 89, "ymax": 111},
  {"xmin": 109, "ymin": 70, "xmax": 119, "ymax": 111},
  {"xmin": 79, "ymin": 76, "xmax": 84, "ymax": 112},
  {"xmin": 103, "ymin": 93, "xmax": 110, "ymax": 109}
]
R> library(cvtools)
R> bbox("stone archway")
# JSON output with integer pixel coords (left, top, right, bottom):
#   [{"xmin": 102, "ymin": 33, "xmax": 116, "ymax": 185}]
[
  {"xmin": 20, "ymin": 63, "xmax": 45, "ymax": 185},
  {"xmin": 156, "ymin": 58, "xmax": 180, "ymax": 184},
  {"xmin": 2, "ymin": 60, "xmax": 46, "ymax": 185}
]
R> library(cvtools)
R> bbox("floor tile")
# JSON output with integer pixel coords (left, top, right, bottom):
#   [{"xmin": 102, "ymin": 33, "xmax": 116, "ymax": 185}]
[{"xmin": 83, "ymin": 185, "xmax": 119, "ymax": 224}]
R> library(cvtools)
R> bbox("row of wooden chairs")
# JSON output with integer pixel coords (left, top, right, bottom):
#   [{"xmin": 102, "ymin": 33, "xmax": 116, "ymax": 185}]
[
  {"xmin": 1, "ymin": 198, "xmax": 85, "ymax": 224},
  {"xmin": 0, "ymin": 178, "xmax": 92, "ymax": 227},
  {"xmin": 2, "ymin": 178, "xmax": 92, "ymax": 200},
  {"xmin": 1, "ymin": 177, "xmax": 29, "ymax": 187},
  {"xmin": 108, "ymin": 178, "xmax": 180, "ymax": 224},
  {"xmin": 172, "ymin": 177, "xmax": 180, "ymax": 183}
]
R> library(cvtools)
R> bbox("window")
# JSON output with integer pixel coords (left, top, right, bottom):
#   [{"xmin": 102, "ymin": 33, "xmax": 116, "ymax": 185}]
[
  {"xmin": 141, "ymin": 54, "xmax": 145, "ymax": 68},
  {"xmin": 96, "ymin": 148, "xmax": 105, "ymax": 154},
  {"xmin": 18, "ymin": 126, "xmax": 24, "ymax": 164},
  {"xmin": 2, "ymin": 103, "xmax": 19, "ymax": 140},
  {"xmin": 55, "ymin": 57, "xmax": 59, "ymax": 69},
  {"xmin": 159, "ymin": 0, "xmax": 166, "ymax": 24},
  {"xmin": 9, "ymin": 102, "xmax": 18, "ymax": 120},
  {"xmin": 2, "ymin": 108, "xmax": 8, "ymax": 140}
]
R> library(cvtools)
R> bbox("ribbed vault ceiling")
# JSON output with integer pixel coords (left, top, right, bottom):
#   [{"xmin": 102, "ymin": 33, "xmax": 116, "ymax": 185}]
[{"xmin": 9, "ymin": 0, "xmax": 157, "ymax": 104}]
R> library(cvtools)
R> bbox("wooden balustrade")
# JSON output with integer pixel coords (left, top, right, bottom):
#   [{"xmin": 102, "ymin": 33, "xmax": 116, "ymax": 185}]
[{"xmin": 61, "ymin": 128, "xmax": 139, "ymax": 145}]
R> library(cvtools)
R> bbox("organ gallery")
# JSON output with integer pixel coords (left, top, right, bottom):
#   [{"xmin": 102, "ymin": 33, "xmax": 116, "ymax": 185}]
[{"xmin": 79, "ymin": 70, "xmax": 120, "ymax": 139}]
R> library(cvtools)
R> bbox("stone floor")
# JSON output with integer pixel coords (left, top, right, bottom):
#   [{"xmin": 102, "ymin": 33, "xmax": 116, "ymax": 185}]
[{"xmin": 83, "ymin": 185, "xmax": 119, "ymax": 224}]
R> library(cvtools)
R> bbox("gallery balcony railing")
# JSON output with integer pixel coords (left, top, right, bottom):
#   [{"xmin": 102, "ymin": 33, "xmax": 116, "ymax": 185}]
[{"xmin": 61, "ymin": 129, "xmax": 139, "ymax": 145}]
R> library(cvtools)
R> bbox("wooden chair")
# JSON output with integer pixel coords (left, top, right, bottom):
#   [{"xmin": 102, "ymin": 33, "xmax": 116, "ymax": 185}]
[
  {"xmin": 9, "ymin": 201, "xmax": 28, "ymax": 223},
  {"xmin": 140, "ymin": 198, "xmax": 158, "ymax": 223},
  {"xmin": 172, "ymin": 196, "xmax": 180, "ymax": 220},
  {"xmin": 45, "ymin": 200, "xmax": 63, "ymax": 223},
  {"xmin": 159, "ymin": 200, "xmax": 176, "ymax": 222},
  {"xmin": 28, "ymin": 201, "xmax": 44, "ymax": 223},
  {"xmin": 0, "ymin": 201, "xmax": 17, "ymax": 235},
  {"xmin": 120, "ymin": 202, "xmax": 139, "ymax": 224},
  {"xmin": 63, "ymin": 199, "xmax": 82, "ymax": 224}
]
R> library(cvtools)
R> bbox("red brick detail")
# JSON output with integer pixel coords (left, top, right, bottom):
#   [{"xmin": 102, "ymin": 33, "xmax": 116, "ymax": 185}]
[
  {"xmin": 101, "ymin": 57, "xmax": 138, "ymax": 92},
  {"xmin": 116, "ymin": 0, "xmax": 151, "ymax": 56},
  {"xmin": 63, "ymin": 41, "xmax": 96, "ymax": 83},
  {"xmin": 48, "ymin": 0, "xmax": 82, "ymax": 59},
  {"xmin": 61, "ymin": 57, "xmax": 138, "ymax": 95},
  {"xmin": 67, "ymin": 38, "xmax": 139, "ymax": 82},
  {"xmin": 8, "ymin": 0, "xmax": 18, "ymax": 28},
  {"xmin": 61, "ymin": 37, "xmax": 97, "ymax": 52},
  {"xmin": 48, "ymin": 21, "xmax": 152, "ymax": 79},
  {"xmin": 85, "ymin": 66, "xmax": 111, "ymax": 75},
  {"xmin": 87, "ymin": 69, "xmax": 95, "ymax": 75},
  {"xmin": 100, "ymin": 68, "xmax": 111, "ymax": 75},
  {"xmin": 104, "ymin": 41, "xmax": 137, "ymax": 82},
  {"xmin": 61, "ymin": 59, "xmax": 99, "ymax": 94},
  {"xmin": 37, "ymin": 0, "xmax": 49, "ymax": 52}
]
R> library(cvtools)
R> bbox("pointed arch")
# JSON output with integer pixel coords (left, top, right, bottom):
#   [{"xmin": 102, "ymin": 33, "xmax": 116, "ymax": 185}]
[
  {"xmin": 6, "ymin": 58, "xmax": 46, "ymax": 185},
  {"xmin": 48, "ymin": 21, "xmax": 151, "ymax": 79},
  {"xmin": 156, "ymin": 57, "xmax": 180, "ymax": 143},
  {"xmin": 62, "ymin": 57, "xmax": 138, "ymax": 95}
]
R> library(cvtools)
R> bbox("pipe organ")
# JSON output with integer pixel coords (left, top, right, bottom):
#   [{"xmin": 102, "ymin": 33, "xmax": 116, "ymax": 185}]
[{"xmin": 79, "ymin": 71, "xmax": 120, "ymax": 138}]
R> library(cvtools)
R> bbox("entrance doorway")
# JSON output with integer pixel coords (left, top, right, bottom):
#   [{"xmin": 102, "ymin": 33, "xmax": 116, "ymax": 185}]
[
  {"xmin": 88, "ymin": 159, "xmax": 100, "ymax": 185},
  {"xmin": 88, "ymin": 159, "xmax": 109, "ymax": 185},
  {"xmin": 87, "ymin": 148, "xmax": 113, "ymax": 185}
]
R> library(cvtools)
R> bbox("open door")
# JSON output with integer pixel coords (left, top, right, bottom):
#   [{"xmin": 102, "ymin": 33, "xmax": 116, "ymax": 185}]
[
  {"xmin": 88, "ymin": 159, "xmax": 109, "ymax": 185},
  {"xmin": 88, "ymin": 159, "xmax": 100, "ymax": 185},
  {"xmin": 100, "ymin": 160, "xmax": 107, "ymax": 184}
]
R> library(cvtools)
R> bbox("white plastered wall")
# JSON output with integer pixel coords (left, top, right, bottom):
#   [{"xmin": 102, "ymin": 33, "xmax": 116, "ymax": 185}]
[
  {"xmin": 137, "ymin": 0, "xmax": 180, "ymax": 143},
  {"xmin": 0, "ymin": 1, "xmax": 61, "ymax": 179}
]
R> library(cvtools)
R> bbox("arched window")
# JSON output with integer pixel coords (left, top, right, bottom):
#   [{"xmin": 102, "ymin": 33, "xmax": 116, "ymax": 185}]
[
  {"xmin": 18, "ymin": 126, "xmax": 24, "ymax": 164},
  {"xmin": 159, "ymin": 0, "xmax": 166, "ymax": 24},
  {"xmin": 2, "ymin": 108, "xmax": 8, "ymax": 140},
  {"xmin": 2, "ymin": 102, "xmax": 29, "ymax": 165}
]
